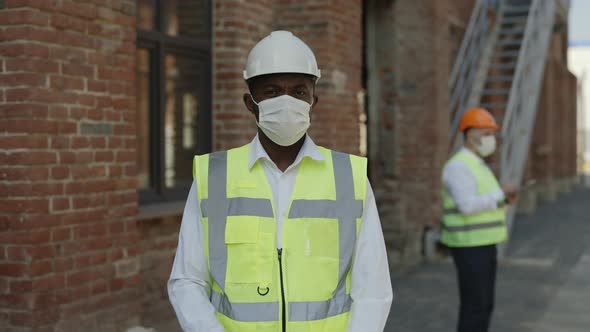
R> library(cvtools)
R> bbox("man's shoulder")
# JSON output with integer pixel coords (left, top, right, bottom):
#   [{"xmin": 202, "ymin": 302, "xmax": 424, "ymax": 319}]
[
  {"xmin": 443, "ymin": 153, "xmax": 472, "ymax": 176},
  {"xmin": 319, "ymin": 146, "xmax": 367, "ymax": 162},
  {"xmin": 194, "ymin": 144, "xmax": 250, "ymax": 159}
]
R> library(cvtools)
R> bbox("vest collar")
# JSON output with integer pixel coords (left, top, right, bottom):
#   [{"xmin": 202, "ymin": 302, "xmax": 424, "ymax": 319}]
[
  {"xmin": 248, "ymin": 134, "xmax": 325, "ymax": 170},
  {"xmin": 460, "ymin": 147, "xmax": 485, "ymax": 165}
]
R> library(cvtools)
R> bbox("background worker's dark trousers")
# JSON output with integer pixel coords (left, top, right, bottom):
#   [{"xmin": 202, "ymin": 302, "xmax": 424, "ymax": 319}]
[{"xmin": 450, "ymin": 245, "xmax": 497, "ymax": 332}]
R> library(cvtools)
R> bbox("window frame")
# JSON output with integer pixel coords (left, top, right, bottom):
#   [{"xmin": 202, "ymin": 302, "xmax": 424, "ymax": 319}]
[{"xmin": 136, "ymin": 0, "xmax": 212, "ymax": 205}]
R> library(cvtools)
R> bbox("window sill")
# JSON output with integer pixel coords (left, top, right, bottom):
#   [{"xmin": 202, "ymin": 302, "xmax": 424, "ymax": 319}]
[{"xmin": 137, "ymin": 200, "xmax": 185, "ymax": 221}]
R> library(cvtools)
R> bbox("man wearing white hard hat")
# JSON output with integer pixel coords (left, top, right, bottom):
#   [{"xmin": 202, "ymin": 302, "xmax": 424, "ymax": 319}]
[{"xmin": 168, "ymin": 31, "xmax": 393, "ymax": 332}]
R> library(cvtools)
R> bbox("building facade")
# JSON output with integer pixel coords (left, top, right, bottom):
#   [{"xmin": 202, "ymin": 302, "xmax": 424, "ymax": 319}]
[
  {"xmin": 568, "ymin": 42, "xmax": 590, "ymax": 177},
  {"xmin": 0, "ymin": 0, "xmax": 577, "ymax": 331}
]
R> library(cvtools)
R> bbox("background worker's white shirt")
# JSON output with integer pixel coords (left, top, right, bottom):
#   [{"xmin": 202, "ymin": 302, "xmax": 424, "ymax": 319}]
[
  {"xmin": 442, "ymin": 147, "xmax": 505, "ymax": 214},
  {"xmin": 168, "ymin": 135, "xmax": 393, "ymax": 332}
]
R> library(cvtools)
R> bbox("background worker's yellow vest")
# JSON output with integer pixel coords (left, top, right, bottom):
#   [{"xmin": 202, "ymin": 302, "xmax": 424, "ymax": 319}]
[
  {"xmin": 441, "ymin": 150, "xmax": 507, "ymax": 247},
  {"xmin": 193, "ymin": 144, "xmax": 367, "ymax": 332}
]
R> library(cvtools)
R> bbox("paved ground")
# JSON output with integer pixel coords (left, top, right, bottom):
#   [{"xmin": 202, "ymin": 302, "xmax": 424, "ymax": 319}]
[
  {"xmin": 385, "ymin": 185, "xmax": 590, "ymax": 332},
  {"xmin": 155, "ymin": 184, "xmax": 590, "ymax": 332}
]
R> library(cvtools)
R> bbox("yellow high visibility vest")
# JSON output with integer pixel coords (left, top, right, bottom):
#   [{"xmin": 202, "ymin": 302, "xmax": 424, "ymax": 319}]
[
  {"xmin": 193, "ymin": 144, "xmax": 367, "ymax": 332},
  {"xmin": 441, "ymin": 150, "xmax": 507, "ymax": 247}
]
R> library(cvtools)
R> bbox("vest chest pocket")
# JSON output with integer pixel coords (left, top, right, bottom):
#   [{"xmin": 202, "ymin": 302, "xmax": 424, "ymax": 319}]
[{"xmin": 225, "ymin": 218, "xmax": 261, "ymax": 284}]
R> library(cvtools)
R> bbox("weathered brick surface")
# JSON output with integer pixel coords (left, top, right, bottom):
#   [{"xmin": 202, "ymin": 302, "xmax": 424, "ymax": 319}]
[
  {"xmin": 0, "ymin": 1, "xmax": 140, "ymax": 331},
  {"xmin": 212, "ymin": 0, "xmax": 274, "ymax": 151},
  {"xmin": 567, "ymin": 71, "xmax": 578, "ymax": 178},
  {"xmin": 532, "ymin": 60, "xmax": 556, "ymax": 192},
  {"xmin": 366, "ymin": 0, "xmax": 457, "ymax": 265},
  {"xmin": 273, "ymin": 0, "xmax": 363, "ymax": 154},
  {"xmin": 137, "ymin": 217, "xmax": 181, "ymax": 331}
]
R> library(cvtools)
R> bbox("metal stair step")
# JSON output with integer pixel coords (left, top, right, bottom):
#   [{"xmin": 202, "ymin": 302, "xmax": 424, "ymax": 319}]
[
  {"xmin": 480, "ymin": 102, "xmax": 508, "ymax": 110},
  {"xmin": 499, "ymin": 26, "xmax": 526, "ymax": 36},
  {"xmin": 489, "ymin": 62, "xmax": 518, "ymax": 70},
  {"xmin": 487, "ymin": 75, "xmax": 513, "ymax": 82},
  {"xmin": 501, "ymin": 16, "xmax": 528, "ymax": 25},
  {"xmin": 503, "ymin": 5, "xmax": 531, "ymax": 16},
  {"xmin": 504, "ymin": 0, "xmax": 532, "ymax": 6},
  {"xmin": 495, "ymin": 50, "xmax": 520, "ymax": 58},
  {"xmin": 482, "ymin": 88, "xmax": 511, "ymax": 96},
  {"xmin": 498, "ymin": 39, "xmax": 523, "ymax": 47},
  {"xmin": 497, "ymin": 35, "xmax": 524, "ymax": 44}
]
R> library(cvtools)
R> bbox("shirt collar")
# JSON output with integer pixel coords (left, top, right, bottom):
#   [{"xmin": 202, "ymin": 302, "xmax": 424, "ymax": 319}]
[{"xmin": 248, "ymin": 134, "xmax": 325, "ymax": 170}]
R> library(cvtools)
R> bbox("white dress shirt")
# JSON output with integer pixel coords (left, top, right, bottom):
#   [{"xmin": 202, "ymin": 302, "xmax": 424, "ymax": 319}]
[
  {"xmin": 442, "ymin": 147, "xmax": 505, "ymax": 215},
  {"xmin": 168, "ymin": 135, "xmax": 393, "ymax": 332}
]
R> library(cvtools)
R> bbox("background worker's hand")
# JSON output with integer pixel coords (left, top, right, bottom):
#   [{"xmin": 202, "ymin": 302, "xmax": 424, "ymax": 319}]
[{"xmin": 502, "ymin": 183, "xmax": 518, "ymax": 205}]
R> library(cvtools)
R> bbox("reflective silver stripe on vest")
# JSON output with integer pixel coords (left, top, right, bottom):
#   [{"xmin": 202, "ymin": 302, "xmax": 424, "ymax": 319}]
[
  {"xmin": 443, "ymin": 221, "xmax": 504, "ymax": 232},
  {"xmin": 211, "ymin": 290, "xmax": 279, "ymax": 322},
  {"xmin": 444, "ymin": 201, "xmax": 505, "ymax": 215},
  {"xmin": 202, "ymin": 151, "xmax": 274, "ymax": 292},
  {"xmin": 443, "ymin": 207, "xmax": 460, "ymax": 215},
  {"xmin": 202, "ymin": 197, "xmax": 274, "ymax": 218},
  {"xmin": 288, "ymin": 151, "xmax": 362, "ymax": 321},
  {"xmin": 289, "ymin": 293, "xmax": 352, "ymax": 321},
  {"xmin": 203, "ymin": 150, "xmax": 362, "ymax": 322}
]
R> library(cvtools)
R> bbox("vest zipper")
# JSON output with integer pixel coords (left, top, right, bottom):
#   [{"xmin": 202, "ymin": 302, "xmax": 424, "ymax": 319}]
[{"xmin": 278, "ymin": 248, "xmax": 286, "ymax": 332}]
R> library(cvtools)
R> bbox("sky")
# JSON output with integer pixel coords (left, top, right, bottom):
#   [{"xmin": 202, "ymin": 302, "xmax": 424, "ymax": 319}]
[{"xmin": 569, "ymin": 0, "xmax": 590, "ymax": 45}]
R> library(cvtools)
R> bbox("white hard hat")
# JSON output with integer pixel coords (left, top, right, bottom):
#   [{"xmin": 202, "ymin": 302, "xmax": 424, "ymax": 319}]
[{"xmin": 243, "ymin": 31, "xmax": 321, "ymax": 81}]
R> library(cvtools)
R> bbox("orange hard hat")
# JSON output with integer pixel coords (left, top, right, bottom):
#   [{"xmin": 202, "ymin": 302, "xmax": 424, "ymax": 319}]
[{"xmin": 459, "ymin": 107, "xmax": 499, "ymax": 132}]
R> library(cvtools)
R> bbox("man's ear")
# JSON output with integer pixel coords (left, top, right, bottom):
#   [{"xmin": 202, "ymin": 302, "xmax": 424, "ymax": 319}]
[
  {"xmin": 312, "ymin": 95, "xmax": 319, "ymax": 108},
  {"xmin": 243, "ymin": 93, "xmax": 257, "ymax": 116}
]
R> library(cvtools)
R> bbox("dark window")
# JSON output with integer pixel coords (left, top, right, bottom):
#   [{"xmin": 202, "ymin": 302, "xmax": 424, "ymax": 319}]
[{"xmin": 136, "ymin": 0, "xmax": 212, "ymax": 204}]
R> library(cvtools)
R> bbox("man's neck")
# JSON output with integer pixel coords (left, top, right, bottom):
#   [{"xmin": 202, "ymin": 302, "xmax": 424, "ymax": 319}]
[
  {"xmin": 259, "ymin": 131, "xmax": 305, "ymax": 172},
  {"xmin": 464, "ymin": 144, "xmax": 478, "ymax": 155}
]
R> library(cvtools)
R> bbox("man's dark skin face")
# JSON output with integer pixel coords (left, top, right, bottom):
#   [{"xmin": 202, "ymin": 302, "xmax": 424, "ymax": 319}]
[{"xmin": 243, "ymin": 73, "xmax": 319, "ymax": 172}]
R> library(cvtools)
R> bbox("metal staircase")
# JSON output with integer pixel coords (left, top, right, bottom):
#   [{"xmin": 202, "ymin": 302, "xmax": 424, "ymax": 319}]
[
  {"xmin": 495, "ymin": 0, "xmax": 556, "ymax": 246},
  {"xmin": 427, "ymin": 0, "xmax": 560, "ymax": 258}
]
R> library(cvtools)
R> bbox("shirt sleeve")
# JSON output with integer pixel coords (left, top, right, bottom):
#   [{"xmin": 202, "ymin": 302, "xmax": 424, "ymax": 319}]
[
  {"xmin": 168, "ymin": 181, "xmax": 225, "ymax": 332},
  {"xmin": 442, "ymin": 160, "xmax": 505, "ymax": 215},
  {"xmin": 346, "ymin": 180, "xmax": 393, "ymax": 332}
]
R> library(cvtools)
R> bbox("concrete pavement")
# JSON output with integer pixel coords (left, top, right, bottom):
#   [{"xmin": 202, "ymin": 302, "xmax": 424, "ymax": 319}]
[{"xmin": 385, "ymin": 185, "xmax": 590, "ymax": 332}]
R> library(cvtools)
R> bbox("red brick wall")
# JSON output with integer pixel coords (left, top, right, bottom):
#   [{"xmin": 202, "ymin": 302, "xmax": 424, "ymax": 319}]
[
  {"xmin": 0, "ymin": 1, "xmax": 140, "ymax": 331},
  {"xmin": 447, "ymin": 0, "xmax": 476, "ymax": 66},
  {"xmin": 137, "ymin": 217, "xmax": 181, "ymax": 331},
  {"xmin": 364, "ymin": 0, "xmax": 399, "ymax": 257},
  {"xmin": 368, "ymin": 0, "xmax": 452, "ymax": 264},
  {"xmin": 531, "ymin": 30, "xmax": 577, "ymax": 199},
  {"xmin": 568, "ymin": 71, "xmax": 578, "ymax": 178},
  {"xmin": 212, "ymin": 0, "xmax": 273, "ymax": 151},
  {"xmin": 544, "ymin": 32, "xmax": 575, "ymax": 182},
  {"xmin": 532, "ymin": 60, "xmax": 556, "ymax": 190}
]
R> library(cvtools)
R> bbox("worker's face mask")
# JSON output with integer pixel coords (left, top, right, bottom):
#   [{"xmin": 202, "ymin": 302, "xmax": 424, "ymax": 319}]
[
  {"xmin": 475, "ymin": 135, "xmax": 497, "ymax": 157},
  {"xmin": 251, "ymin": 94, "xmax": 312, "ymax": 146}
]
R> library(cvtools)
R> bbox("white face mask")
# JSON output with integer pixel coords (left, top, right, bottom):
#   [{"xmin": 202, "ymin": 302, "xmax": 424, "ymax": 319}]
[
  {"xmin": 251, "ymin": 94, "xmax": 312, "ymax": 146},
  {"xmin": 475, "ymin": 135, "xmax": 497, "ymax": 157}
]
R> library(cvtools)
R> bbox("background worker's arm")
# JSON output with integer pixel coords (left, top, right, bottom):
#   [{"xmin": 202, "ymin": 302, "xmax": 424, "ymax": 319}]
[
  {"xmin": 442, "ymin": 160, "xmax": 505, "ymax": 215},
  {"xmin": 346, "ymin": 180, "xmax": 393, "ymax": 332},
  {"xmin": 168, "ymin": 181, "xmax": 225, "ymax": 332}
]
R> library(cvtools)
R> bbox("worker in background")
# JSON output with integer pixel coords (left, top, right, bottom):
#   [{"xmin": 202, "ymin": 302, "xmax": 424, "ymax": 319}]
[
  {"xmin": 441, "ymin": 108, "xmax": 518, "ymax": 332},
  {"xmin": 168, "ymin": 31, "xmax": 393, "ymax": 332}
]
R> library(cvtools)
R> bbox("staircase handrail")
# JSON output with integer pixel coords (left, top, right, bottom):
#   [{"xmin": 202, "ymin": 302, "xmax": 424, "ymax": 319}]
[
  {"xmin": 449, "ymin": 0, "xmax": 496, "ymax": 138},
  {"xmin": 500, "ymin": 0, "xmax": 556, "ymax": 184}
]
